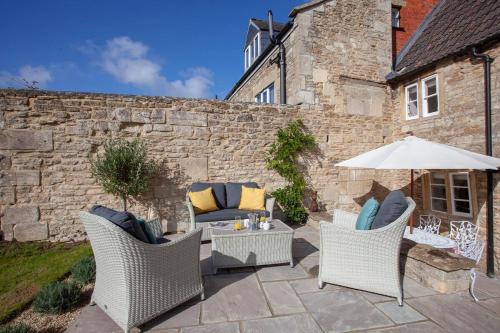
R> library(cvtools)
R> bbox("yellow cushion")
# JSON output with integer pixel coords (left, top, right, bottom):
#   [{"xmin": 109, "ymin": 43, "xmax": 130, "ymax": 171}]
[
  {"xmin": 188, "ymin": 187, "xmax": 219, "ymax": 214},
  {"xmin": 239, "ymin": 186, "xmax": 266, "ymax": 210}
]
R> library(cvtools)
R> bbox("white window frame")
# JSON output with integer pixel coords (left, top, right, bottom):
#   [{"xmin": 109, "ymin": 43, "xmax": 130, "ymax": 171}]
[
  {"xmin": 245, "ymin": 33, "xmax": 261, "ymax": 71},
  {"xmin": 244, "ymin": 47, "xmax": 250, "ymax": 70},
  {"xmin": 422, "ymin": 74, "xmax": 439, "ymax": 117},
  {"xmin": 255, "ymin": 83, "xmax": 274, "ymax": 104},
  {"xmin": 449, "ymin": 172, "xmax": 472, "ymax": 217},
  {"xmin": 405, "ymin": 83, "xmax": 419, "ymax": 120},
  {"xmin": 429, "ymin": 172, "xmax": 448, "ymax": 213}
]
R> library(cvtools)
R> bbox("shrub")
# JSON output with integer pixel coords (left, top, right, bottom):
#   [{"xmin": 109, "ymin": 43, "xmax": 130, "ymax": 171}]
[
  {"xmin": 71, "ymin": 256, "xmax": 96, "ymax": 285},
  {"xmin": 32, "ymin": 281, "xmax": 81, "ymax": 315},
  {"xmin": 266, "ymin": 120, "xmax": 315, "ymax": 224},
  {"xmin": 90, "ymin": 138, "xmax": 158, "ymax": 210},
  {"xmin": 0, "ymin": 323, "xmax": 35, "ymax": 333}
]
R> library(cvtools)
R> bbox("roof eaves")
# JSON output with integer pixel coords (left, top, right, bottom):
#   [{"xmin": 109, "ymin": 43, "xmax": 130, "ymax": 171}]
[{"xmin": 289, "ymin": 0, "xmax": 329, "ymax": 17}]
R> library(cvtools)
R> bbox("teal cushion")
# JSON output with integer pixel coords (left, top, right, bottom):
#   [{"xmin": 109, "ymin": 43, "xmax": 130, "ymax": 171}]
[
  {"xmin": 356, "ymin": 198, "xmax": 380, "ymax": 230},
  {"xmin": 137, "ymin": 218, "xmax": 158, "ymax": 244}
]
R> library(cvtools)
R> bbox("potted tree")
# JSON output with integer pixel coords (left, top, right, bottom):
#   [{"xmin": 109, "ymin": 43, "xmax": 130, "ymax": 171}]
[{"xmin": 90, "ymin": 138, "xmax": 157, "ymax": 211}]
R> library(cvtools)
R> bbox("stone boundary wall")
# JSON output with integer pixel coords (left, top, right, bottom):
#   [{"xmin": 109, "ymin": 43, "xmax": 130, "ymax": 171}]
[{"xmin": 0, "ymin": 89, "xmax": 393, "ymax": 242}]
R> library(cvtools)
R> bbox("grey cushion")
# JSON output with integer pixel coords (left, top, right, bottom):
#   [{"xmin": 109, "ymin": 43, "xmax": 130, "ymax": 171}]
[
  {"xmin": 191, "ymin": 182, "xmax": 227, "ymax": 209},
  {"xmin": 89, "ymin": 205, "xmax": 151, "ymax": 243},
  {"xmin": 371, "ymin": 190, "xmax": 408, "ymax": 230},
  {"xmin": 195, "ymin": 208, "xmax": 270, "ymax": 223},
  {"xmin": 225, "ymin": 182, "xmax": 259, "ymax": 208}
]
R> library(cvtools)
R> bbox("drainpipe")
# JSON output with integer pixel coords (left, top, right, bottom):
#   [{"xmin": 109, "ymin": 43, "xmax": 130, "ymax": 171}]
[
  {"xmin": 268, "ymin": 10, "xmax": 286, "ymax": 104},
  {"xmin": 471, "ymin": 47, "xmax": 495, "ymax": 277}
]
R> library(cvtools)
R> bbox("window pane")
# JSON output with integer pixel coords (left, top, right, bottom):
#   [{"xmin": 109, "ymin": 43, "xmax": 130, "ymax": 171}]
[
  {"xmin": 453, "ymin": 187, "xmax": 469, "ymax": 200},
  {"xmin": 262, "ymin": 90, "xmax": 268, "ymax": 103},
  {"xmin": 431, "ymin": 185, "xmax": 446, "ymax": 199},
  {"xmin": 427, "ymin": 95, "xmax": 438, "ymax": 114},
  {"xmin": 454, "ymin": 200, "xmax": 470, "ymax": 214},
  {"xmin": 432, "ymin": 199, "xmax": 447, "ymax": 212},
  {"xmin": 269, "ymin": 84, "xmax": 274, "ymax": 103},
  {"xmin": 452, "ymin": 174, "xmax": 468, "ymax": 187},
  {"xmin": 408, "ymin": 86, "xmax": 417, "ymax": 101},
  {"xmin": 407, "ymin": 101, "xmax": 418, "ymax": 118},
  {"xmin": 425, "ymin": 78, "xmax": 437, "ymax": 96},
  {"xmin": 391, "ymin": 8, "xmax": 400, "ymax": 27},
  {"xmin": 431, "ymin": 173, "xmax": 445, "ymax": 185}
]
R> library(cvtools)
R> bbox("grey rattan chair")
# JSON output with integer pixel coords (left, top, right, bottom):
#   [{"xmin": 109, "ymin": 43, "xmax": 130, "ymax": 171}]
[
  {"xmin": 318, "ymin": 198, "xmax": 416, "ymax": 306},
  {"xmin": 79, "ymin": 212, "xmax": 204, "ymax": 333}
]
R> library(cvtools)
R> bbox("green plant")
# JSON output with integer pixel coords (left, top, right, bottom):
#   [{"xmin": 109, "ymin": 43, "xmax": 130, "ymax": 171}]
[
  {"xmin": 90, "ymin": 138, "xmax": 158, "ymax": 210},
  {"xmin": 32, "ymin": 281, "xmax": 81, "ymax": 315},
  {"xmin": 266, "ymin": 119, "xmax": 315, "ymax": 224},
  {"xmin": 0, "ymin": 323, "xmax": 35, "ymax": 333},
  {"xmin": 71, "ymin": 256, "xmax": 96, "ymax": 285}
]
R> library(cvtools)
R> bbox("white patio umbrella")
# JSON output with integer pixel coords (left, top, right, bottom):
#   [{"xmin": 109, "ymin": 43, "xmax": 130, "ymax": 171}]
[{"xmin": 335, "ymin": 136, "xmax": 500, "ymax": 232}]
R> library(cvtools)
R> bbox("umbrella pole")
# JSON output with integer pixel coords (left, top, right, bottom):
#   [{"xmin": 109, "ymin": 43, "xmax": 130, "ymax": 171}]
[{"xmin": 409, "ymin": 169, "xmax": 414, "ymax": 234}]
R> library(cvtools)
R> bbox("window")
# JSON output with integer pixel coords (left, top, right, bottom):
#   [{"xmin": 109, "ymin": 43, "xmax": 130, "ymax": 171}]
[
  {"xmin": 391, "ymin": 7, "xmax": 400, "ymax": 28},
  {"xmin": 422, "ymin": 75, "xmax": 439, "ymax": 117},
  {"xmin": 450, "ymin": 173, "xmax": 472, "ymax": 216},
  {"xmin": 405, "ymin": 83, "xmax": 418, "ymax": 120},
  {"xmin": 244, "ymin": 33, "xmax": 261, "ymax": 71},
  {"xmin": 255, "ymin": 83, "xmax": 274, "ymax": 104},
  {"xmin": 430, "ymin": 172, "xmax": 447, "ymax": 213}
]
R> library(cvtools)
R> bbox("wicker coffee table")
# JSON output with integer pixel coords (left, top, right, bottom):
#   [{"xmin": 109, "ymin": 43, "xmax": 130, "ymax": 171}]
[{"xmin": 210, "ymin": 219, "xmax": 294, "ymax": 274}]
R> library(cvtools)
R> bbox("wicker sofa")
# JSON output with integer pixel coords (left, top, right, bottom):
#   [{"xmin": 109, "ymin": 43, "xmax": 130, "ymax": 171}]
[
  {"xmin": 318, "ymin": 197, "xmax": 416, "ymax": 306},
  {"xmin": 79, "ymin": 212, "xmax": 204, "ymax": 333},
  {"xmin": 187, "ymin": 182, "xmax": 275, "ymax": 241}
]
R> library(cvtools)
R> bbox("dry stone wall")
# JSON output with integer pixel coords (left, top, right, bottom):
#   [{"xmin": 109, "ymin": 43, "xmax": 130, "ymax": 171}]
[{"xmin": 0, "ymin": 89, "xmax": 393, "ymax": 242}]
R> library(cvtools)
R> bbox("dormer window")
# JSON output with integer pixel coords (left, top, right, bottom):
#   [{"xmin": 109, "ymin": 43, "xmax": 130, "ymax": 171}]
[{"xmin": 244, "ymin": 32, "xmax": 261, "ymax": 71}]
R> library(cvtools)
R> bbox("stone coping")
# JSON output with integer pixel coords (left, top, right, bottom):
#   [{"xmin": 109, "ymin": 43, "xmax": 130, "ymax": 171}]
[{"xmin": 401, "ymin": 239, "xmax": 475, "ymax": 272}]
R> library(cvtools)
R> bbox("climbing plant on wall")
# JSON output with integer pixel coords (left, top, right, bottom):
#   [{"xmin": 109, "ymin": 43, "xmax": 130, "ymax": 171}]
[{"xmin": 266, "ymin": 119, "xmax": 315, "ymax": 224}]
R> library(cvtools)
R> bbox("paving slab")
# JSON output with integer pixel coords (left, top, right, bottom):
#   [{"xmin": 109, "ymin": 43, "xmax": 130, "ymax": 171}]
[
  {"xmin": 242, "ymin": 313, "xmax": 322, "ymax": 333},
  {"xmin": 180, "ymin": 322, "xmax": 240, "ymax": 333},
  {"xmin": 366, "ymin": 321, "xmax": 446, "ymax": 333},
  {"xmin": 407, "ymin": 293, "xmax": 500, "ymax": 333},
  {"xmin": 300, "ymin": 290, "xmax": 393, "ymax": 332},
  {"xmin": 296, "ymin": 255, "xmax": 319, "ymax": 277},
  {"xmin": 202, "ymin": 272, "xmax": 271, "ymax": 323},
  {"xmin": 375, "ymin": 301, "xmax": 426, "ymax": 324},
  {"xmin": 257, "ymin": 263, "xmax": 309, "ymax": 282},
  {"xmin": 143, "ymin": 304, "xmax": 200, "ymax": 331},
  {"xmin": 292, "ymin": 241, "xmax": 318, "ymax": 258},
  {"xmin": 66, "ymin": 305, "xmax": 123, "ymax": 333},
  {"xmin": 358, "ymin": 290, "xmax": 395, "ymax": 303},
  {"xmin": 476, "ymin": 273, "xmax": 500, "ymax": 298},
  {"xmin": 478, "ymin": 297, "xmax": 500, "ymax": 317},
  {"xmin": 290, "ymin": 278, "xmax": 341, "ymax": 294},
  {"xmin": 262, "ymin": 281, "xmax": 306, "ymax": 315},
  {"xmin": 403, "ymin": 276, "xmax": 437, "ymax": 298}
]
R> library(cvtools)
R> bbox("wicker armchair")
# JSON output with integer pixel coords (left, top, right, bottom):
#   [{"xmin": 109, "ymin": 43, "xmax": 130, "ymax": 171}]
[
  {"xmin": 318, "ymin": 197, "xmax": 416, "ymax": 306},
  {"xmin": 79, "ymin": 212, "xmax": 204, "ymax": 333}
]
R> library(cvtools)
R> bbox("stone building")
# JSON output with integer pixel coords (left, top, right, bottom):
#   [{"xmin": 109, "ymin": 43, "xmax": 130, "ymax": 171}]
[{"xmin": 225, "ymin": 0, "xmax": 500, "ymax": 271}]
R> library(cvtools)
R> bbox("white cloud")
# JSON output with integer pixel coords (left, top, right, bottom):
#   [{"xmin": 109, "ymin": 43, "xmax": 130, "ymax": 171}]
[
  {"xmin": 97, "ymin": 36, "xmax": 213, "ymax": 98},
  {"xmin": 0, "ymin": 65, "xmax": 53, "ymax": 88}
]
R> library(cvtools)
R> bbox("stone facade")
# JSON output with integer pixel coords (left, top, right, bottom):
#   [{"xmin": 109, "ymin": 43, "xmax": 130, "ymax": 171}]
[
  {"xmin": 228, "ymin": 0, "xmax": 393, "ymax": 114},
  {"xmin": 390, "ymin": 43, "xmax": 500, "ymax": 271},
  {"xmin": 0, "ymin": 89, "xmax": 394, "ymax": 242}
]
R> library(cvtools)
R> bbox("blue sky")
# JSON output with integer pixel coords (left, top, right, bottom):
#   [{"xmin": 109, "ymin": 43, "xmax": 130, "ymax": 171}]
[{"xmin": 0, "ymin": 0, "xmax": 303, "ymax": 99}]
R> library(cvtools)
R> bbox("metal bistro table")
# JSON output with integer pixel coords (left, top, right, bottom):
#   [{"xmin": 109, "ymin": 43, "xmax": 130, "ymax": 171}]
[
  {"xmin": 404, "ymin": 226, "xmax": 457, "ymax": 251},
  {"xmin": 210, "ymin": 219, "xmax": 294, "ymax": 274}
]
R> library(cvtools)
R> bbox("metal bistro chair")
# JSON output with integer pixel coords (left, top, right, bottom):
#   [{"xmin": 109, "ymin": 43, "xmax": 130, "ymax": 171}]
[
  {"xmin": 461, "ymin": 240, "xmax": 485, "ymax": 302},
  {"xmin": 448, "ymin": 220, "xmax": 479, "ymax": 253},
  {"xmin": 417, "ymin": 215, "xmax": 442, "ymax": 235}
]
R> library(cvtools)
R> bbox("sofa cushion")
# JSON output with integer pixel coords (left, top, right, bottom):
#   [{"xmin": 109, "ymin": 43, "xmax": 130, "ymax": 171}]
[
  {"xmin": 371, "ymin": 190, "xmax": 408, "ymax": 230},
  {"xmin": 89, "ymin": 205, "xmax": 150, "ymax": 243},
  {"xmin": 195, "ymin": 208, "xmax": 270, "ymax": 223},
  {"xmin": 191, "ymin": 182, "xmax": 227, "ymax": 209},
  {"xmin": 239, "ymin": 186, "xmax": 266, "ymax": 210},
  {"xmin": 225, "ymin": 182, "xmax": 259, "ymax": 208},
  {"xmin": 355, "ymin": 198, "xmax": 379, "ymax": 230},
  {"xmin": 137, "ymin": 218, "xmax": 158, "ymax": 244},
  {"xmin": 188, "ymin": 187, "xmax": 219, "ymax": 214}
]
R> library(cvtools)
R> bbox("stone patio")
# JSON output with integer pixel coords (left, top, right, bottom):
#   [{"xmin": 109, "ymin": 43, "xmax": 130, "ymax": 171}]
[{"xmin": 67, "ymin": 225, "xmax": 500, "ymax": 333}]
